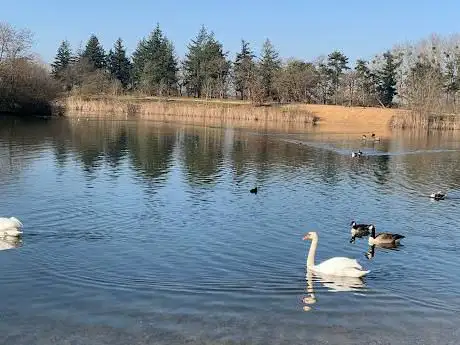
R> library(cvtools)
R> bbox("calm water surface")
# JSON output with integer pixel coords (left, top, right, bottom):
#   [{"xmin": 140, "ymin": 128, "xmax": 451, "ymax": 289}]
[{"xmin": 1, "ymin": 116, "xmax": 460, "ymax": 345}]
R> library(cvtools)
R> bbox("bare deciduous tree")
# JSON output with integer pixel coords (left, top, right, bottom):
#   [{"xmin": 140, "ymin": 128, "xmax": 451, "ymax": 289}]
[
  {"xmin": 0, "ymin": 22, "xmax": 33, "ymax": 61},
  {"xmin": 0, "ymin": 22, "xmax": 59, "ymax": 115}
]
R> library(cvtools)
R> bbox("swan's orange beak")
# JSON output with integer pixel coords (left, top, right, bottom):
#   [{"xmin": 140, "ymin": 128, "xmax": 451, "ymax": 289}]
[{"xmin": 302, "ymin": 234, "xmax": 309, "ymax": 241}]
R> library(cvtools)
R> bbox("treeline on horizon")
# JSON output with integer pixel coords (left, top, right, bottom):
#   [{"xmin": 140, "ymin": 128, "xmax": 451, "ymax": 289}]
[
  {"xmin": 52, "ymin": 24, "xmax": 400, "ymax": 108},
  {"xmin": 51, "ymin": 24, "xmax": 460, "ymax": 116},
  {"xmin": 3, "ymin": 19, "xmax": 460, "ymax": 119}
]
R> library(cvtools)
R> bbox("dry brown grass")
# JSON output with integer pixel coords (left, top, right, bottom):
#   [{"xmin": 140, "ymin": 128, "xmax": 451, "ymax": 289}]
[
  {"xmin": 295, "ymin": 104, "xmax": 402, "ymax": 137},
  {"xmin": 389, "ymin": 111, "xmax": 460, "ymax": 130},
  {"xmin": 63, "ymin": 96, "xmax": 319, "ymax": 124},
  {"xmin": 62, "ymin": 96, "xmax": 412, "ymax": 136}
]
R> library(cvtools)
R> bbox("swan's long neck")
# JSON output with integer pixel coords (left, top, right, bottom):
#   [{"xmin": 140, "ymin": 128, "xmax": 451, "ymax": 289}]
[{"xmin": 307, "ymin": 237, "xmax": 318, "ymax": 268}]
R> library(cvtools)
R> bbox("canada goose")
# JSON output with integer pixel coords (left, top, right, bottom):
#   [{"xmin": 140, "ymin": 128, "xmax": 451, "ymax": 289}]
[
  {"xmin": 349, "ymin": 220, "xmax": 371, "ymax": 243},
  {"xmin": 368, "ymin": 225, "xmax": 404, "ymax": 246},
  {"xmin": 351, "ymin": 150, "xmax": 363, "ymax": 158},
  {"xmin": 250, "ymin": 187, "xmax": 258, "ymax": 194},
  {"xmin": 0, "ymin": 217, "xmax": 23, "ymax": 238},
  {"xmin": 430, "ymin": 191, "xmax": 446, "ymax": 201},
  {"xmin": 371, "ymin": 133, "xmax": 381, "ymax": 142},
  {"xmin": 303, "ymin": 231, "xmax": 370, "ymax": 277}
]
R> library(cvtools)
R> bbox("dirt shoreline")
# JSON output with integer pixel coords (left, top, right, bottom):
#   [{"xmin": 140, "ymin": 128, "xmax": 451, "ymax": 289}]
[{"xmin": 62, "ymin": 96, "xmax": 404, "ymax": 137}]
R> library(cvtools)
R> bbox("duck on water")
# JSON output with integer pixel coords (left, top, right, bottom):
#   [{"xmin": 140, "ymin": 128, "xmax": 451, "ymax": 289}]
[
  {"xmin": 430, "ymin": 191, "xmax": 446, "ymax": 201},
  {"xmin": 351, "ymin": 150, "xmax": 363, "ymax": 158}
]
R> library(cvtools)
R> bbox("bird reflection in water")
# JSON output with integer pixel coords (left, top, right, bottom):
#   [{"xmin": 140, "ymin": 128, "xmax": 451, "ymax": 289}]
[
  {"xmin": 302, "ymin": 270, "xmax": 366, "ymax": 312},
  {"xmin": 0, "ymin": 236, "xmax": 23, "ymax": 251},
  {"xmin": 365, "ymin": 242, "xmax": 400, "ymax": 260}
]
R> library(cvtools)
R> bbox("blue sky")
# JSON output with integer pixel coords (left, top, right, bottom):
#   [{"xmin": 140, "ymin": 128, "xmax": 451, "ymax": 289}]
[{"xmin": 3, "ymin": 0, "xmax": 460, "ymax": 65}]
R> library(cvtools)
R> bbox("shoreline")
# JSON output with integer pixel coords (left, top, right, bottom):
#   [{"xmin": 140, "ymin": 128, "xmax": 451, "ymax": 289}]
[{"xmin": 61, "ymin": 96, "xmax": 404, "ymax": 137}]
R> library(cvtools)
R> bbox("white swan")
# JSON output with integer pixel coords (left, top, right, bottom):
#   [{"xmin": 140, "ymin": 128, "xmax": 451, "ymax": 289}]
[
  {"xmin": 0, "ymin": 217, "xmax": 23, "ymax": 238},
  {"xmin": 302, "ymin": 231, "xmax": 370, "ymax": 278}
]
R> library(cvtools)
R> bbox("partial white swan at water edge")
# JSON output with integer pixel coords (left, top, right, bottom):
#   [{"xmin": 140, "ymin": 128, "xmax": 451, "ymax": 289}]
[
  {"xmin": 0, "ymin": 217, "xmax": 23, "ymax": 238},
  {"xmin": 302, "ymin": 231, "xmax": 370, "ymax": 278}
]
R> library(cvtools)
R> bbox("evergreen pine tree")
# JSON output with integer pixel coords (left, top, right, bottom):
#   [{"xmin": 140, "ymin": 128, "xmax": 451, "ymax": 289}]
[
  {"xmin": 183, "ymin": 25, "xmax": 229, "ymax": 98},
  {"xmin": 234, "ymin": 40, "xmax": 255, "ymax": 100},
  {"xmin": 259, "ymin": 39, "xmax": 281, "ymax": 100},
  {"xmin": 182, "ymin": 25, "xmax": 209, "ymax": 98},
  {"xmin": 51, "ymin": 40, "xmax": 72, "ymax": 78},
  {"xmin": 377, "ymin": 51, "xmax": 400, "ymax": 107},
  {"xmin": 327, "ymin": 50, "xmax": 349, "ymax": 104},
  {"xmin": 132, "ymin": 24, "xmax": 178, "ymax": 94},
  {"xmin": 82, "ymin": 34, "xmax": 106, "ymax": 70},
  {"xmin": 202, "ymin": 32, "xmax": 230, "ymax": 98},
  {"xmin": 162, "ymin": 40, "xmax": 179, "ymax": 93},
  {"xmin": 107, "ymin": 38, "xmax": 132, "ymax": 88},
  {"xmin": 355, "ymin": 59, "xmax": 377, "ymax": 106}
]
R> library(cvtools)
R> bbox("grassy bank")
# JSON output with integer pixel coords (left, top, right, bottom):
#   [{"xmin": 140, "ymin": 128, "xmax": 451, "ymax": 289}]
[
  {"xmin": 64, "ymin": 95, "xmax": 318, "ymax": 123},
  {"xmin": 389, "ymin": 111, "xmax": 460, "ymax": 130},
  {"xmin": 62, "ymin": 95, "xmax": 409, "ymax": 136}
]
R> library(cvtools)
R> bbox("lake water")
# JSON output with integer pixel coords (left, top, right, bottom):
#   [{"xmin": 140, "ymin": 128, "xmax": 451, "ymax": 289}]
[{"xmin": 1, "ymin": 115, "xmax": 460, "ymax": 345}]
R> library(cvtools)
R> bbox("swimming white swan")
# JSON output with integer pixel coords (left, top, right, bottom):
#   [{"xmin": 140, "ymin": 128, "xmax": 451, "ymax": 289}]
[
  {"xmin": 303, "ymin": 231, "xmax": 370, "ymax": 278},
  {"xmin": 0, "ymin": 217, "xmax": 23, "ymax": 238}
]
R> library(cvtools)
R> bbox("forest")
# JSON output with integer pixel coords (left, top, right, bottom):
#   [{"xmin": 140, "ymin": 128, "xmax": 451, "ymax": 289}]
[{"xmin": 50, "ymin": 24, "xmax": 460, "ymax": 114}]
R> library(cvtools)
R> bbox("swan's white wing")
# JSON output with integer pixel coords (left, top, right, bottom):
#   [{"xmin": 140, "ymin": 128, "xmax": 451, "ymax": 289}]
[
  {"xmin": 1, "ymin": 229, "xmax": 23, "ymax": 237},
  {"xmin": 316, "ymin": 257, "xmax": 363, "ymax": 270},
  {"xmin": 0, "ymin": 217, "xmax": 22, "ymax": 231},
  {"xmin": 313, "ymin": 257, "xmax": 368, "ymax": 277}
]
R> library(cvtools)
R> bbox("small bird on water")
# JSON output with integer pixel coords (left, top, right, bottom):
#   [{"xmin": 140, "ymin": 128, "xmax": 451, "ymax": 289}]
[
  {"xmin": 430, "ymin": 191, "xmax": 446, "ymax": 201},
  {"xmin": 351, "ymin": 150, "xmax": 363, "ymax": 158},
  {"xmin": 250, "ymin": 187, "xmax": 258, "ymax": 194}
]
